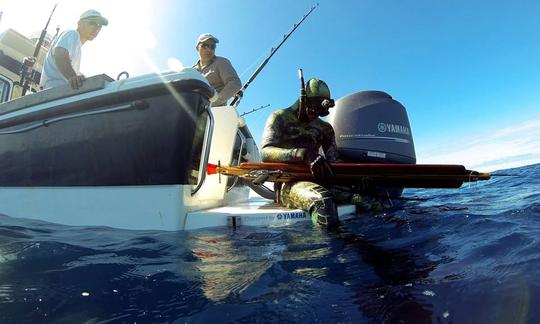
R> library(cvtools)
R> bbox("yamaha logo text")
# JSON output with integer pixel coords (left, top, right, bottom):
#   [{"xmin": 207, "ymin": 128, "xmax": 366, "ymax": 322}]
[
  {"xmin": 377, "ymin": 122, "xmax": 410, "ymax": 136},
  {"xmin": 277, "ymin": 212, "xmax": 307, "ymax": 220}
]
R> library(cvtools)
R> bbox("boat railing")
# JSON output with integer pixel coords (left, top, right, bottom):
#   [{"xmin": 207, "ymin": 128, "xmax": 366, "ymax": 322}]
[
  {"xmin": 0, "ymin": 74, "xmax": 113, "ymax": 116},
  {"xmin": 0, "ymin": 100, "xmax": 148, "ymax": 135},
  {"xmin": 191, "ymin": 104, "xmax": 215, "ymax": 195}
]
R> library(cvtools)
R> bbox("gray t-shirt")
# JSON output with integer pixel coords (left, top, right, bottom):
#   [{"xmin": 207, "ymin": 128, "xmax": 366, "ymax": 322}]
[
  {"xmin": 193, "ymin": 56, "xmax": 241, "ymax": 107},
  {"xmin": 40, "ymin": 30, "xmax": 82, "ymax": 89}
]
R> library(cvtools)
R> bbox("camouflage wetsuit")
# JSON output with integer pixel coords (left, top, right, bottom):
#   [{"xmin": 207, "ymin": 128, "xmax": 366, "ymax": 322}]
[
  {"xmin": 261, "ymin": 100, "xmax": 386, "ymax": 227},
  {"xmin": 260, "ymin": 101, "xmax": 341, "ymax": 226}
]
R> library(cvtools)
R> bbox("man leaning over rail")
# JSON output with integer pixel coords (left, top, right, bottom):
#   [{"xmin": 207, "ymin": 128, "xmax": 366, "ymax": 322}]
[
  {"xmin": 40, "ymin": 9, "xmax": 108, "ymax": 90},
  {"xmin": 192, "ymin": 33, "xmax": 241, "ymax": 107}
]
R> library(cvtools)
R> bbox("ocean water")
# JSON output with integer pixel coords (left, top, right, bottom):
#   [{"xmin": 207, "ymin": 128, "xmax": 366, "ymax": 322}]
[{"xmin": 1, "ymin": 163, "xmax": 539, "ymax": 323}]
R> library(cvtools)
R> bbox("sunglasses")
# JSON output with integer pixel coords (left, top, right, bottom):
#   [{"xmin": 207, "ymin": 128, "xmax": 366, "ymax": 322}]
[
  {"xmin": 86, "ymin": 21, "xmax": 103, "ymax": 27},
  {"xmin": 200, "ymin": 43, "xmax": 216, "ymax": 50}
]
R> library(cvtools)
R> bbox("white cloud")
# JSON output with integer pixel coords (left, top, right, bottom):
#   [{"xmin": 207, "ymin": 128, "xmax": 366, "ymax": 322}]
[{"xmin": 417, "ymin": 115, "xmax": 540, "ymax": 171}]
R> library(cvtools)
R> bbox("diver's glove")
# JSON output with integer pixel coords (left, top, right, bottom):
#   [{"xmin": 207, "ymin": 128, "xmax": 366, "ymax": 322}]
[
  {"xmin": 310, "ymin": 155, "xmax": 334, "ymax": 183},
  {"xmin": 291, "ymin": 148, "xmax": 334, "ymax": 182},
  {"xmin": 291, "ymin": 148, "xmax": 309, "ymax": 162}
]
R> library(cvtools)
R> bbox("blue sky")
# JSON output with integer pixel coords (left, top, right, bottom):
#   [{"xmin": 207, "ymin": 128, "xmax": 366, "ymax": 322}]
[{"xmin": 1, "ymin": 0, "xmax": 540, "ymax": 171}]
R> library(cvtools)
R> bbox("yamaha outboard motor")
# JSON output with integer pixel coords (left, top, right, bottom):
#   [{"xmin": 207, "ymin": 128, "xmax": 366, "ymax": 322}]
[
  {"xmin": 328, "ymin": 90, "xmax": 416, "ymax": 164},
  {"xmin": 328, "ymin": 91, "xmax": 415, "ymax": 199}
]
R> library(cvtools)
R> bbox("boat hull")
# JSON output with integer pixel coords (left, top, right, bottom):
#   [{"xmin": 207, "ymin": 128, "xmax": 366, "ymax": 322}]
[
  {"xmin": 0, "ymin": 78, "xmax": 211, "ymax": 186},
  {"xmin": 0, "ymin": 185, "xmax": 187, "ymax": 230}
]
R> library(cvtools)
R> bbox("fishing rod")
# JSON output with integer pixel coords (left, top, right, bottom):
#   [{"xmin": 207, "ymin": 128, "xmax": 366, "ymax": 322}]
[
  {"xmin": 240, "ymin": 104, "xmax": 271, "ymax": 117},
  {"xmin": 230, "ymin": 3, "xmax": 319, "ymax": 108},
  {"xmin": 20, "ymin": 3, "xmax": 57, "ymax": 96}
]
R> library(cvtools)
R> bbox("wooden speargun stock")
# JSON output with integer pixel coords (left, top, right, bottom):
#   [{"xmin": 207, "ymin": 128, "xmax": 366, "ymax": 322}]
[{"xmin": 207, "ymin": 162, "xmax": 492, "ymax": 189}]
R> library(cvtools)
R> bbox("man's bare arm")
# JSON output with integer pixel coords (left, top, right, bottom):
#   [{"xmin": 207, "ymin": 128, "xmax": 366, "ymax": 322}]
[{"xmin": 53, "ymin": 47, "xmax": 85, "ymax": 89}]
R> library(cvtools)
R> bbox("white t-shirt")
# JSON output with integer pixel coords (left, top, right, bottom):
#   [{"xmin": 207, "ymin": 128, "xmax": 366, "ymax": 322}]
[{"xmin": 39, "ymin": 30, "xmax": 82, "ymax": 89}]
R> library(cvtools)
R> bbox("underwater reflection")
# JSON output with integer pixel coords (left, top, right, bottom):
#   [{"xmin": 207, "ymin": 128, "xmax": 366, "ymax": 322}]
[
  {"xmin": 186, "ymin": 217, "xmax": 439, "ymax": 323},
  {"xmin": 188, "ymin": 229, "xmax": 287, "ymax": 302}
]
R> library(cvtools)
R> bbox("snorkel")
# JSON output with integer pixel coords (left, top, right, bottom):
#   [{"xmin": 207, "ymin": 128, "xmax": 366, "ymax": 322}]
[
  {"xmin": 297, "ymin": 70, "xmax": 335, "ymax": 121},
  {"xmin": 298, "ymin": 69, "xmax": 310, "ymax": 122}
]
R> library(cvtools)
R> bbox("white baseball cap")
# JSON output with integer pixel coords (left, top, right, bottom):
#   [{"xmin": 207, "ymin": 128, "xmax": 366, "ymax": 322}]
[
  {"xmin": 79, "ymin": 9, "xmax": 108, "ymax": 26},
  {"xmin": 196, "ymin": 33, "xmax": 219, "ymax": 45}
]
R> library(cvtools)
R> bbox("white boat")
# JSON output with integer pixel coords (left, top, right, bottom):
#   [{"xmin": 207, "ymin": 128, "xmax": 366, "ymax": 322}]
[
  {"xmin": 0, "ymin": 29, "xmax": 418, "ymax": 231},
  {"xmin": 0, "ymin": 67, "xmax": 342, "ymax": 230}
]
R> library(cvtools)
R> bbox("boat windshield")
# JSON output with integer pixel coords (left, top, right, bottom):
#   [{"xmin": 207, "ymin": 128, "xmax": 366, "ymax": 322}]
[{"xmin": 189, "ymin": 111, "xmax": 209, "ymax": 185}]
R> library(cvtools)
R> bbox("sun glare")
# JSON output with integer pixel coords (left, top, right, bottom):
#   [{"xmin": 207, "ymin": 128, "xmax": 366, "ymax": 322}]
[
  {"xmin": 167, "ymin": 58, "xmax": 184, "ymax": 71},
  {"xmin": 1, "ymin": 0, "xmax": 160, "ymax": 79}
]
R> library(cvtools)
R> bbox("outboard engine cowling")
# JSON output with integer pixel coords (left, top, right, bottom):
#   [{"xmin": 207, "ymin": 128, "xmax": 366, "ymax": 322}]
[{"xmin": 328, "ymin": 90, "xmax": 416, "ymax": 164}]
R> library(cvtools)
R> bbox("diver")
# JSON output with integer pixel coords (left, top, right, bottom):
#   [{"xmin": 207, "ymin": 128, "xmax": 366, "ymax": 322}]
[
  {"xmin": 260, "ymin": 73, "xmax": 388, "ymax": 228},
  {"xmin": 260, "ymin": 74, "xmax": 341, "ymax": 227}
]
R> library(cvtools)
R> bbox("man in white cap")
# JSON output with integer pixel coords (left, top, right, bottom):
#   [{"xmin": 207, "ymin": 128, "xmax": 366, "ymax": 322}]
[
  {"xmin": 193, "ymin": 33, "xmax": 241, "ymax": 107},
  {"xmin": 40, "ymin": 9, "xmax": 108, "ymax": 90}
]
